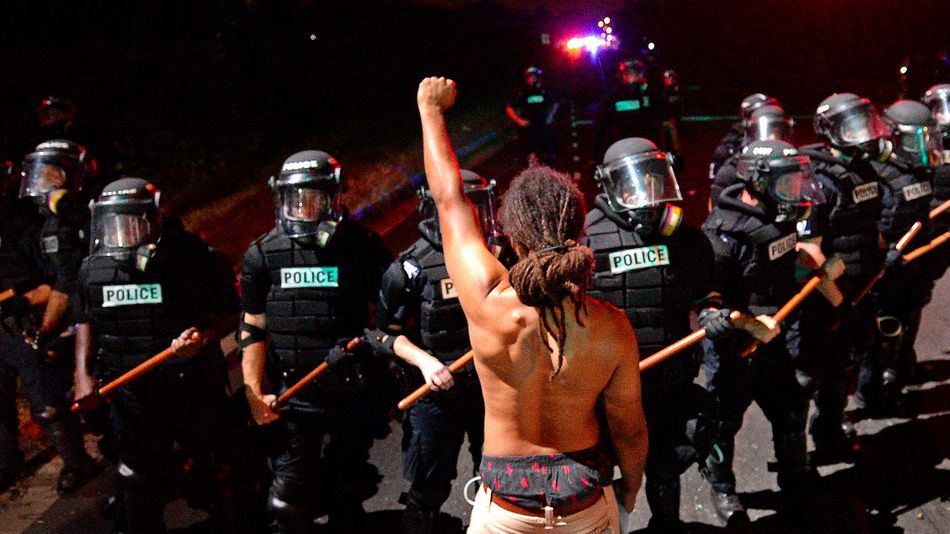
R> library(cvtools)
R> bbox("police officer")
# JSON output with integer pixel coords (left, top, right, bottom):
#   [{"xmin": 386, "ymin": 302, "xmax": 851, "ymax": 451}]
[
  {"xmin": 240, "ymin": 150, "xmax": 393, "ymax": 532},
  {"xmin": 37, "ymin": 96, "xmax": 120, "ymax": 196},
  {"xmin": 700, "ymin": 140, "xmax": 830, "ymax": 525},
  {"xmin": 710, "ymin": 104, "xmax": 793, "ymax": 206},
  {"xmin": 506, "ymin": 66, "xmax": 559, "ymax": 165},
  {"xmin": 598, "ymin": 59, "xmax": 675, "ymax": 162},
  {"xmin": 921, "ymin": 84, "xmax": 950, "ymax": 283},
  {"xmin": 857, "ymin": 100, "xmax": 940, "ymax": 413},
  {"xmin": 710, "ymin": 93, "xmax": 779, "ymax": 183},
  {"xmin": 582, "ymin": 138, "xmax": 718, "ymax": 531},
  {"xmin": 0, "ymin": 164, "xmax": 96, "ymax": 494},
  {"xmin": 73, "ymin": 178, "xmax": 248, "ymax": 533},
  {"xmin": 371, "ymin": 170, "xmax": 494, "ymax": 534},
  {"xmin": 790, "ymin": 93, "xmax": 890, "ymax": 459}
]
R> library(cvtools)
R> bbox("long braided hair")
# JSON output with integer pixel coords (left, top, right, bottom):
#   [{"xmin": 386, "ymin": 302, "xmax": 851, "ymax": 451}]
[{"xmin": 499, "ymin": 163, "xmax": 592, "ymax": 378}]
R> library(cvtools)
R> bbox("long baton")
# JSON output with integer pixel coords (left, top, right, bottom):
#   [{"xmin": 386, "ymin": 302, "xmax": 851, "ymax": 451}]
[
  {"xmin": 275, "ymin": 337, "xmax": 363, "ymax": 407},
  {"xmin": 930, "ymin": 197, "xmax": 950, "ymax": 220},
  {"xmin": 739, "ymin": 272, "xmax": 827, "ymax": 358},
  {"xmin": 0, "ymin": 289, "xmax": 15, "ymax": 303},
  {"xmin": 639, "ymin": 310, "xmax": 742, "ymax": 372},
  {"xmin": 398, "ymin": 350, "xmax": 475, "ymax": 410},
  {"xmin": 852, "ymin": 220, "xmax": 925, "ymax": 305},
  {"xmin": 71, "ymin": 331, "xmax": 209, "ymax": 412},
  {"xmin": 903, "ymin": 231, "xmax": 950, "ymax": 264}
]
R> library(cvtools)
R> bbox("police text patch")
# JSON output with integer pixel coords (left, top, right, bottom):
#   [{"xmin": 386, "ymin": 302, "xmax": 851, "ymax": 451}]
[
  {"xmin": 614, "ymin": 99, "xmax": 642, "ymax": 112},
  {"xmin": 439, "ymin": 278, "xmax": 458, "ymax": 299},
  {"xmin": 42, "ymin": 235, "xmax": 59, "ymax": 254},
  {"xmin": 902, "ymin": 182, "xmax": 932, "ymax": 202},
  {"xmin": 768, "ymin": 234, "xmax": 797, "ymax": 261},
  {"xmin": 102, "ymin": 284, "xmax": 163, "ymax": 308},
  {"xmin": 280, "ymin": 267, "xmax": 339, "ymax": 288},
  {"xmin": 526, "ymin": 95, "xmax": 545, "ymax": 104},
  {"xmin": 608, "ymin": 245, "xmax": 670, "ymax": 274},
  {"xmin": 851, "ymin": 182, "xmax": 879, "ymax": 204}
]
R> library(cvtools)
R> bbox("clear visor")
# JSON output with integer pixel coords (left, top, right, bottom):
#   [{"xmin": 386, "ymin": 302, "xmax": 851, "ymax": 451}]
[
  {"xmin": 926, "ymin": 92, "xmax": 950, "ymax": 128},
  {"xmin": 467, "ymin": 190, "xmax": 496, "ymax": 237},
  {"xmin": 897, "ymin": 125, "xmax": 944, "ymax": 167},
  {"xmin": 769, "ymin": 156, "xmax": 825, "ymax": 205},
  {"xmin": 835, "ymin": 105, "xmax": 888, "ymax": 146},
  {"xmin": 748, "ymin": 116, "xmax": 791, "ymax": 142},
  {"xmin": 281, "ymin": 187, "xmax": 330, "ymax": 223},
  {"xmin": 91, "ymin": 212, "xmax": 153, "ymax": 256},
  {"xmin": 19, "ymin": 162, "xmax": 66, "ymax": 199},
  {"xmin": 600, "ymin": 152, "xmax": 682, "ymax": 210}
]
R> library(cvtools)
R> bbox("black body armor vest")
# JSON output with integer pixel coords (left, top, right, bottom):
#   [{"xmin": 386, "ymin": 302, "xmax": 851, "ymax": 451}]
[{"xmin": 872, "ymin": 160, "xmax": 933, "ymax": 242}]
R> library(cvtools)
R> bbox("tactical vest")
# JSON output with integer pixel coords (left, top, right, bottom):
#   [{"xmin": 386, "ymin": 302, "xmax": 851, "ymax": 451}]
[
  {"xmin": 806, "ymin": 150, "xmax": 884, "ymax": 277},
  {"xmin": 83, "ymin": 255, "xmax": 192, "ymax": 370},
  {"xmin": 403, "ymin": 238, "xmax": 470, "ymax": 362},
  {"xmin": 585, "ymin": 207, "xmax": 694, "ymax": 360},
  {"xmin": 39, "ymin": 212, "xmax": 87, "ymax": 269},
  {"xmin": 934, "ymin": 161, "xmax": 950, "ymax": 203},
  {"xmin": 0, "ymin": 218, "xmax": 37, "ymax": 293},
  {"xmin": 258, "ymin": 229, "xmax": 368, "ymax": 369},
  {"xmin": 872, "ymin": 160, "xmax": 933, "ymax": 242},
  {"xmin": 703, "ymin": 205, "xmax": 798, "ymax": 316}
]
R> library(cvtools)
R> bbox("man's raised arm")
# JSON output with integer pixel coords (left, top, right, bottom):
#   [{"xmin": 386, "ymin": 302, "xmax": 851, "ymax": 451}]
[{"xmin": 417, "ymin": 77, "xmax": 506, "ymax": 306}]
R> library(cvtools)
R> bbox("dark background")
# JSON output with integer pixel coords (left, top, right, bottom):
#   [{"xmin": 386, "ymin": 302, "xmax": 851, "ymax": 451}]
[{"xmin": 1, "ymin": 0, "xmax": 945, "ymax": 212}]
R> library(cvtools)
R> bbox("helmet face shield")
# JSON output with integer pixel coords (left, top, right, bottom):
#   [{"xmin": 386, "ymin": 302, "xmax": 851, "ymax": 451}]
[
  {"xmin": 90, "ymin": 200, "xmax": 158, "ymax": 258},
  {"xmin": 769, "ymin": 156, "xmax": 825, "ymax": 205},
  {"xmin": 748, "ymin": 115, "xmax": 792, "ymax": 142},
  {"xmin": 19, "ymin": 162, "xmax": 66, "ymax": 200},
  {"xmin": 895, "ymin": 124, "xmax": 944, "ymax": 168},
  {"xmin": 833, "ymin": 104, "xmax": 889, "ymax": 146},
  {"xmin": 281, "ymin": 187, "xmax": 331, "ymax": 223},
  {"xmin": 599, "ymin": 151, "xmax": 682, "ymax": 210},
  {"xmin": 467, "ymin": 187, "xmax": 496, "ymax": 239}
]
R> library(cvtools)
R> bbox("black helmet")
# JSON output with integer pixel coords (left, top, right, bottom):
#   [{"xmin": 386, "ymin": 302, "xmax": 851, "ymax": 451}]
[
  {"xmin": 269, "ymin": 150, "xmax": 342, "ymax": 245},
  {"xmin": 524, "ymin": 66, "xmax": 543, "ymax": 87},
  {"xmin": 38, "ymin": 96, "xmax": 77, "ymax": 131},
  {"xmin": 19, "ymin": 139, "xmax": 92, "ymax": 207},
  {"xmin": 596, "ymin": 137, "xmax": 683, "ymax": 237},
  {"xmin": 89, "ymin": 178, "xmax": 162, "ymax": 265},
  {"xmin": 884, "ymin": 99, "xmax": 943, "ymax": 168},
  {"xmin": 619, "ymin": 58, "xmax": 647, "ymax": 86},
  {"xmin": 814, "ymin": 93, "xmax": 890, "ymax": 160},
  {"xmin": 745, "ymin": 104, "xmax": 793, "ymax": 143},
  {"xmin": 922, "ymin": 83, "xmax": 950, "ymax": 140},
  {"xmin": 736, "ymin": 140, "xmax": 824, "ymax": 222},
  {"xmin": 739, "ymin": 93, "xmax": 779, "ymax": 123},
  {"xmin": 418, "ymin": 169, "xmax": 496, "ymax": 246}
]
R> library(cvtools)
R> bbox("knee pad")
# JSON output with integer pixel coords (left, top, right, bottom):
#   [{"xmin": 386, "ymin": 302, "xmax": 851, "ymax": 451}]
[
  {"xmin": 267, "ymin": 478, "xmax": 309, "ymax": 526},
  {"xmin": 30, "ymin": 405, "xmax": 61, "ymax": 424},
  {"xmin": 117, "ymin": 461, "xmax": 146, "ymax": 492}
]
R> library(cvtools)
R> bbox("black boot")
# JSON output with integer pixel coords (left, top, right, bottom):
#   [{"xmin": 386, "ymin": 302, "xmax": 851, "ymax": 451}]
[
  {"xmin": 44, "ymin": 416, "xmax": 99, "ymax": 495},
  {"xmin": 0, "ymin": 449, "xmax": 24, "ymax": 492},
  {"xmin": 402, "ymin": 502, "xmax": 438, "ymax": 534},
  {"xmin": 703, "ymin": 445, "xmax": 749, "ymax": 527},
  {"xmin": 645, "ymin": 478, "xmax": 683, "ymax": 532},
  {"xmin": 708, "ymin": 486, "xmax": 749, "ymax": 526}
]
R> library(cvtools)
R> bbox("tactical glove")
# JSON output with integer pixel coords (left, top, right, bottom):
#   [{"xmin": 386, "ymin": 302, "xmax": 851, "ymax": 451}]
[{"xmin": 699, "ymin": 308, "xmax": 736, "ymax": 341}]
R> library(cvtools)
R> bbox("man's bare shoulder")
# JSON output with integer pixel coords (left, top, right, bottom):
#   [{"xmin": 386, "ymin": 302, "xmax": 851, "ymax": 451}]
[{"xmin": 583, "ymin": 295, "xmax": 633, "ymax": 333}]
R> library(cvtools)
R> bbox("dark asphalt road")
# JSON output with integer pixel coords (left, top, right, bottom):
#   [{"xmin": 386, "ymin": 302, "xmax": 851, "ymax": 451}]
[{"xmin": 2, "ymin": 120, "xmax": 948, "ymax": 533}]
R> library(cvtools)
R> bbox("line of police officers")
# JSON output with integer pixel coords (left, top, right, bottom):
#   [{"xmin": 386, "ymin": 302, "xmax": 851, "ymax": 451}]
[{"xmin": 0, "ymin": 79, "xmax": 947, "ymax": 534}]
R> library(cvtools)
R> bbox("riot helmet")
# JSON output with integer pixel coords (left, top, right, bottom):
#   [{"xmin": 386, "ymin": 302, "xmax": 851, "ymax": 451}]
[
  {"xmin": 418, "ymin": 169, "xmax": 496, "ymax": 247},
  {"xmin": 89, "ymin": 178, "xmax": 162, "ymax": 267},
  {"xmin": 595, "ymin": 137, "xmax": 683, "ymax": 237},
  {"xmin": 739, "ymin": 93, "xmax": 779, "ymax": 124},
  {"xmin": 736, "ymin": 140, "xmax": 824, "ymax": 222},
  {"xmin": 619, "ymin": 58, "xmax": 647, "ymax": 87},
  {"xmin": 814, "ymin": 93, "xmax": 890, "ymax": 160},
  {"xmin": 19, "ymin": 139, "xmax": 91, "ymax": 207},
  {"xmin": 524, "ymin": 66, "xmax": 543, "ymax": 89},
  {"xmin": 745, "ymin": 105, "xmax": 793, "ymax": 143},
  {"xmin": 38, "ymin": 96, "xmax": 77, "ymax": 137},
  {"xmin": 883, "ymin": 99, "xmax": 943, "ymax": 168},
  {"xmin": 269, "ymin": 150, "xmax": 342, "ymax": 246},
  {"xmin": 922, "ymin": 84, "xmax": 950, "ymax": 141}
]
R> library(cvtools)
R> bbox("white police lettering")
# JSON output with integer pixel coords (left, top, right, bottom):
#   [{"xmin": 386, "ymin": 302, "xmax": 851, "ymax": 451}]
[
  {"xmin": 42, "ymin": 235, "xmax": 59, "ymax": 254},
  {"xmin": 280, "ymin": 267, "xmax": 339, "ymax": 288},
  {"xmin": 102, "ymin": 188, "xmax": 139, "ymax": 197},
  {"xmin": 37, "ymin": 141, "xmax": 71, "ymax": 150},
  {"xmin": 281, "ymin": 160, "xmax": 320, "ymax": 172},
  {"xmin": 852, "ymin": 182, "xmax": 879, "ymax": 204},
  {"xmin": 102, "ymin": 284, "xmax": 163, "ymax": 308},
  {"xmin": 751, "ymin": 146, "xmax": 774, "ymax": 156},
  {"xmin": 902, "ymin": 182, "xmax": 932, "ymax": 202},
  {"xmin": 439, "ymin": 278, "xmax": 458, "ymax": 299},
  {"xmin": 608, "ymin": 245, "xmax": 670, "ymax": 274},
  {"xmin": 768, "ymin": 233, "xmax": 797, "ymax": 261}
]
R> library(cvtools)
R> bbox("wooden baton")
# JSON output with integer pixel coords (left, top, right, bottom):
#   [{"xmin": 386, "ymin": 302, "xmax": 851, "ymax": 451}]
[
  {"xmin": 852, "ymin": 220, "xmax": 925, "ymax": 305},
  {"xmin": 903, "ymin": 231, "xmax": 950, "ymax": 264},
  {"xmin": 275, "ymin": 337, "xmax": 363, "ymax": 407},
  {"xmin": 397, "ymin": 350, "xmax": 475, "ymax": 411},
  {"xmin": 639, "ymin": 310, "xmax": 742, "ymax": 372}
]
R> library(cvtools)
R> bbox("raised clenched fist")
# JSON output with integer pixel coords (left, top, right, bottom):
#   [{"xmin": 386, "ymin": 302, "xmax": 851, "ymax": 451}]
[{"xmin": 417, "ymin": 76, "xmax": 457, "ymax": 113}]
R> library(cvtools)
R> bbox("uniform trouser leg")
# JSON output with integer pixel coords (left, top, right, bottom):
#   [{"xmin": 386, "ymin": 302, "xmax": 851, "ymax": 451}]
[
  {"xmin": 268, "ymin": 408, "xmax": 326, "ymax": 533},
  {"xmin": 0, "ymin": 359, "xmax": 20, "ymax": 475},
  {"xmin": 323, "ymin": 397, "xmax": 383, "ymax": 510},
  {"xmin": 702, "ymin": 339, "xmax": 755, "ymax": 495}
]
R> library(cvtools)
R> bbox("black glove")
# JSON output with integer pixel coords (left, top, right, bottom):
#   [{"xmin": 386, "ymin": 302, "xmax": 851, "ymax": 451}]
[
  {"xmin": 699, "ymin": 308, "xmax": 736, "ymax": 341},
  {"xmin": 363, "ymin": 327, "xmax": 397, "ymax": 357},
  {"xmin": 325, "ymin": 337, "xmax": 361, "ymax": 367},
  {"xmin": 884, "ymin": 244, "xmax": 903, "ymax": 270},
  {"xmin": 0, "ymin": 295, "xmax": 29, "ymax": 320}
]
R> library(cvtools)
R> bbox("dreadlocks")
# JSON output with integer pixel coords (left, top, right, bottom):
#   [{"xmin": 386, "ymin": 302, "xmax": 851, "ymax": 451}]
[{"xmin": 499, "ymin": 163, "xmax": 592, "ymax": 378}]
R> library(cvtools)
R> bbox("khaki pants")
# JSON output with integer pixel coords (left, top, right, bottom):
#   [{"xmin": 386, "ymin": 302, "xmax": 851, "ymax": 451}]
[{"xmin": 467, "ymin": 484, "xmax": 620, "ymax": 533}]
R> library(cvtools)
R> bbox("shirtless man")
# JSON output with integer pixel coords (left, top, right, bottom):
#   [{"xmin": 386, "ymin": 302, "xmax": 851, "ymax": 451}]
[{"xmin": 417, "ymin": 76, "xmax": 648, "ymax": 533}]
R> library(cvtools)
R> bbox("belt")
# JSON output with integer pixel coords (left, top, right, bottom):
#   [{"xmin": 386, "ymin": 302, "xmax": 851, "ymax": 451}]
[{"xmin": 485, "ymin": 484, "xmax": 602, "ymax": 518}]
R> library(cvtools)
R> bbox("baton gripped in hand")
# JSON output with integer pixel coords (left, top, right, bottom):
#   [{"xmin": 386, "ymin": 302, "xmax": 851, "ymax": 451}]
[
  {"xmin": 852, "ymin": 220, "xmax": 924, "ymax": 305},
  {"xmin": 739, "ymin": 269, "xmax": 831, "ymax": 358},
  {"xmin": 398, "ymin": 350, "xmax": 475, "ymax": 411},
  {"xmin": 71, "ymin": 330, "xmax": 209, "ymax": 412},
  {"xmin": 274, "ymin": 337, "xmax": 363, "ymax": 408},
  {"xmin": 638, "ymin": 310, "xmax": 742, "ymax": 372}
]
